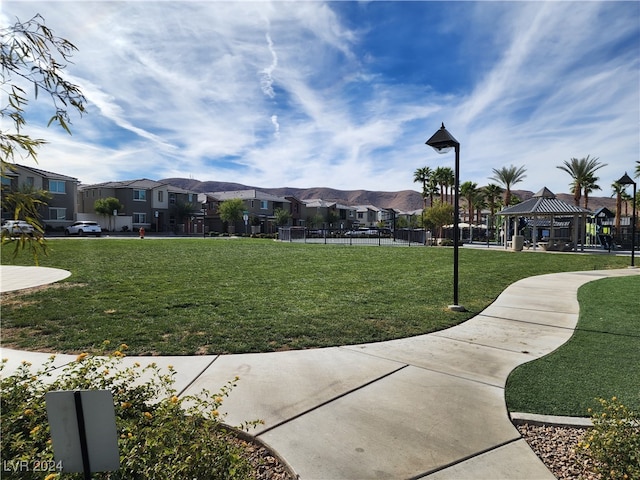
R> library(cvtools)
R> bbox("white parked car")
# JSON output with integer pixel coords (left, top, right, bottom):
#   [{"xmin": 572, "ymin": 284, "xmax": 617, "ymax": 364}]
[
  {"xmin": 1, "ymin": 220, "xmax": 36, "ymax": 237},
  {"xmin": 65, "ymin": 221, "xmax": 102, "ymax": 236}
]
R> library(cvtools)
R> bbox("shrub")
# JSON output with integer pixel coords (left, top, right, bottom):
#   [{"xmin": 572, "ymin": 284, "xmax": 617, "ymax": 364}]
[
  {"xmin": 577, "ymin": 397, "xmax": 640, "ymax": 480},
  {"xmin": 1, "ymin": 343, "xmax": 262, "ymax": 479}
]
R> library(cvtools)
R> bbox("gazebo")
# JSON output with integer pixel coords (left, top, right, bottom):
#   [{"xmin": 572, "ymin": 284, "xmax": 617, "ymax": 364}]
[{"xmin": 497, "ymin": 187, "xmax": 591, "ymax": 251}]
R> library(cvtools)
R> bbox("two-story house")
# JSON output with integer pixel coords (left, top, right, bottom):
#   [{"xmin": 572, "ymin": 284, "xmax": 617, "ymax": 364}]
[
  {"xmin": 1, "ymin": 163, "xmax": 78, "ymax": 230},
  {"xmin": 78, "ymin": 179, "xmax": 199, "ymax": 232},
  {"xmin": 353, "ymin": 205, "xmax": 381, "ymax": 228},
  {"xmin": 302, "ymin": 199, "xmax": 356, "ymax": 229},
  {"xmin": 210, "ymin": 190, "xmax": 291, "ymax": 233}
]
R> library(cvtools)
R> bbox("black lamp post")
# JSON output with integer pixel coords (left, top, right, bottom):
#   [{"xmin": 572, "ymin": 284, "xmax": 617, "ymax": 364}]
[
  {"xmin": 426, "ymin": 123, "xmax": 465, "ymax": 311},
  {"xmin": 617, "ymin": 172, "xmax": 636, "ymax": 267}
]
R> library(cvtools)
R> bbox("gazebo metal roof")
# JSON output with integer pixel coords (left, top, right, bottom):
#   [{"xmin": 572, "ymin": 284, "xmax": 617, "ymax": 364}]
[{"xmin": 498, "ymin": 187, "xmax": 591, "ymax": 216}]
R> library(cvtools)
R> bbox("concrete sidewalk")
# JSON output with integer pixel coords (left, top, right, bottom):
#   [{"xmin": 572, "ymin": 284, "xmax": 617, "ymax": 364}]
[{"xmin": 1, "ymin": 265, "xmax": 638, "ymax": 479}]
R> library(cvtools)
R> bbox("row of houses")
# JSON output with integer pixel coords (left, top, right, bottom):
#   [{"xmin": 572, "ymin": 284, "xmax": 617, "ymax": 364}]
[
  {"xmin": 2, "ymin": 164, "xmax": 415, "ymax": 234},
  {"xmin": 3, "ymin": 164, "xmax": 634, "ymax": 248}
]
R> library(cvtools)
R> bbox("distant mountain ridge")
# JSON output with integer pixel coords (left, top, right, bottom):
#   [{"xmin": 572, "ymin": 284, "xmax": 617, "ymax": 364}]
[{"xmin": 161, "ymin": 178, "xmax": 617, "ymax": 213}]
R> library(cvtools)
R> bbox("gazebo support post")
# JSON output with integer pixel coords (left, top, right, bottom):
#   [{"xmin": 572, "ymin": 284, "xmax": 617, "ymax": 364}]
[{"xmin": 532, "ymin": 215, "xmax": 538, "ymax": 250}]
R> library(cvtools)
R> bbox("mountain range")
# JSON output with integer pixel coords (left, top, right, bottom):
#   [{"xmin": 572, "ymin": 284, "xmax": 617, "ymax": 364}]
[{"xmin": 161, "ymin": 178, "xmax": 618, "ymax": 213}]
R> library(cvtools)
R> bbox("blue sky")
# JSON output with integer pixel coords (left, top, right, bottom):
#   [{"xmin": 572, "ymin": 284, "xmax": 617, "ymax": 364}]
[{"xmin": 4, "ymin": 1, "xmax": 639, "ymax": 197}]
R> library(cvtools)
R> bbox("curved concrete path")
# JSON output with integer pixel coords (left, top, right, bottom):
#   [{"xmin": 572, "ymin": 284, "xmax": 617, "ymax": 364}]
[
  {"xmin": 1, "ymin": 266, "xmax": 638, "ymax": 479},
  {"xmin": 0, "ymin": 265, "xmax": 71, "ymax": 292}
]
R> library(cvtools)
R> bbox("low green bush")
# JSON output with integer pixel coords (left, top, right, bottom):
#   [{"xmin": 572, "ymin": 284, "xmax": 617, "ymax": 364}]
[
  {"xmin": 1, "ymin": 343, "xmax": 262, "ymax": 479},
  {"xmin": 577, "ymin": 397, "xmax": 640, "ymax": 480}
]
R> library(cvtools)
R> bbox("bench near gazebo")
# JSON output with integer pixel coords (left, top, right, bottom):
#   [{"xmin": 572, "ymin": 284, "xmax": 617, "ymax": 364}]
[{"xmin": 497, "ymin": 187, "xmax": 591, "ymax": 252}]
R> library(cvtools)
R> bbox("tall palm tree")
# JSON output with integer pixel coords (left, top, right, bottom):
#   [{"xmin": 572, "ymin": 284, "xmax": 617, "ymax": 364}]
[
  {"xmin": 460, "ymin": 181, "xmax": 478, "ymax": 225},
  {"xmin": 434, "ymin": 167, "xmax": 455, "ymax": 204},
  {"xmin": 489, "ymin": 165, "xmax": 527, "ymax": 206},
  {"xmin": 582, "ymin": 173, "xmax": 602, "ymax": 210},
  {"xmin": 611, "ymin": 182, "xmax": 625, "ymax": 239},
  {"xmin": 483, "ymin": 184, "xmax": 504, "ymax": 217},
  {"xmin": 473, "ymin": 191, "xmax": 488, "ymax": 225},
  {"xmin": 433, "ymin": 167, "xmax": 449, "ymax": 203},
  {"xmin": 556, "ymin": 155, "xmax": 607, "ymax": 207},
  {"xmin": 635, "ymin": 160, "xmax": 640, "ymax": 179},
  {"xmin": 427, "ymin": 176, "xmax": 440, "ymax": 208},
  {"xmin": 413, "ymin": 167, "xmax": 432, "ymax": 211}
]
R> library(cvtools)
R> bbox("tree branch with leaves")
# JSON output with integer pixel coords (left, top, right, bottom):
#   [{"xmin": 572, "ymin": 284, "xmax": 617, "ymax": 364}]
[{"xmin": 1, "ymin": 14, "xmax": 86, "ymax": 262}]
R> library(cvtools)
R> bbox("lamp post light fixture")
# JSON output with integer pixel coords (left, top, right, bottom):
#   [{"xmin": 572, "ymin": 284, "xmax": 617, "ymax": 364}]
[
  {"xmin": 617, "ymin": 172, "xmax": 636, "ymax": 268},
  {"xmin": 426, "ymin": 123, "xmax": 465, "ymax": 311}
]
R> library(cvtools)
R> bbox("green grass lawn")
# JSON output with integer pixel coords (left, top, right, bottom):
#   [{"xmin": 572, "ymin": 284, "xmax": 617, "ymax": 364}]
[
  {"xmin": 0, "ymin": 238, "xmax": 628, "ymax": 357},
  {"xmin": 506, "ymin": 274, "xmax": 640, "ymax": 416}
]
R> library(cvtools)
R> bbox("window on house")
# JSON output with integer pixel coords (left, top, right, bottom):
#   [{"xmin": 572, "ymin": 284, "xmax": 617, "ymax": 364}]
[
  {"xmin": 49, "ymin": 208, "xmax": 66, "ymax": 220},
  {"xmin": 158, "ymin": 191, "xmax": 163, "ymax": 202},
  {"xmin": 261, "ymin": 200, "xmax": 268, "ymax": 210},
  {"xmin": 133, "ymin": 213, "xmax": 147, "ymax": 224},
  {"xmin": 357, "ymin": 212, "xmax": 364, "ymax": 219},
  {"xmin": 49, "ymin": 180, "xmax": 66, "ymax": 193},
  {"xmin": 134, "ymin": 189, "xmax": 146, "ymax": 201}
]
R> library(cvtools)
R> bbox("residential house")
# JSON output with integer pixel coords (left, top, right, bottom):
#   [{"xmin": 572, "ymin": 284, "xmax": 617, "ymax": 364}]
[
  {"xmin": 78, "ymin": 179, "xmax": 199, "ymax": 232},
  {"xmin": 211, "ymin": 190, "xmax": 291, "ymax": 233},
  {"xmin": 1, "ymin": 163, "xmax": 78, "ymax": 230},
  {"xmin": 302, "ymin": 199, "xmax": 356, "ymax": 229},
  {"xmin": 285, "ymin": 196, "xmax": 305, "ymax": 226},
  {"xmin": 353, "ymin": 205, "xmax": 381, "ymax": 228}
]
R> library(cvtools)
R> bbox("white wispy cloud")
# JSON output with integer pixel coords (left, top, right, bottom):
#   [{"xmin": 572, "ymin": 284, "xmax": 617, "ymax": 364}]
[{"xmin": 3, "ymin": 1, "xmax": 638, "ymax": 195}]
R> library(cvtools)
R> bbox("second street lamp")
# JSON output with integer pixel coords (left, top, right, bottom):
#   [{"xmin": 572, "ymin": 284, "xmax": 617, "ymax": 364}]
[
  {"xmin": 426, "ymin": 123, "xmax": 465, "ymax": 311},
  {"xmin": 616, "ymin": 172, "xmax": 636, "ymax": 268}
]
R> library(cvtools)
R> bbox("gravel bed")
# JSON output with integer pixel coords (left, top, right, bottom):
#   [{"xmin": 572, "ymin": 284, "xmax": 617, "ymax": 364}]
[
  {"xmin": 517, "ymin": 423, "xmax": 600, "ymax": 480},
  {"xmin": 231, "ymin": 435, "xmax": 297, "ymax": 480}
]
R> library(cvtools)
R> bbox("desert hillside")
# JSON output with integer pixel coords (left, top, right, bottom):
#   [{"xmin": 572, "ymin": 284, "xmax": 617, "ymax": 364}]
[{"xmin": 161, "ymin": 178, "xmax": 618, "ymax": 213}]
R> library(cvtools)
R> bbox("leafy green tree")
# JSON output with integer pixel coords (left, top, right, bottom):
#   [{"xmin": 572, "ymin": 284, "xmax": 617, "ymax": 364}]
[
  {"xmin": 489, "ymin": 165, "xmax": 527, "ymax": 207},
  {"xmin": 556, "ymin": 155, "xmax": 607, "ymax": 207},
  {"xmin": 218, "ymin": 198, "xmax": 244, "ymax": 232},
  {"xmin": 1, "ymin": 14, "xmax": 86, "ymax": 262},
  {"xmin": 423, "ymin": 200, "xmax": 453, "ymax": 238},
  {"xmin": 311, "ymin": 213, "xmax": 325, "ymax": 228},
  {"xmin": 172, "ymin": 201, "xmax": 199, "ymax": 226},
  {"xmin": 274, "ymin": 207, "xmax": 291, "ymax": 226},
  {"xmin": 94, "ymin": 197, "xmax": 123, "ymax": 231},
  {"xmin": 396, "ymin": 216, "xmax": 409, "ymax": 228}
]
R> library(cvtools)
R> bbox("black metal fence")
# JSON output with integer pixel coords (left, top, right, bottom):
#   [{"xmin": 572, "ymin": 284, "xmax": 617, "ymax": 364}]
[{"xmin": 278, "ymin": 227, "xmax": 430, "ymax": 246}]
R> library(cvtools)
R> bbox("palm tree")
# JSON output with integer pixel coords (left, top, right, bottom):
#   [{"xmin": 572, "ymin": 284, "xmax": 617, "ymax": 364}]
[
  {"xmin": 635, "ymin": 160, "xmax": 640, "ymax": 179},
  {"xmin": 460, "ymin": 181, "xmax": 478, "ymax": 225},
  {"xmin": 582, "ymin": 173, "xmax": 602, "ymax": 210},
  {"xmin": 556, "ymin": 155, "xmax": 607, "ymax": 207},
  {"xmin": 413, "ymin": 167, "xmax": 432, "ymax": 212},
  {"xmin": 489, "ymin": 165, "xmax": 527, "ymax": 206},
  {"xmin": 483, "ymin": 184, "xmax": 504, "ymax": 217},
  {"xmin": 433, "ymin": 167, "xmax": 448, "ymax": 203},
  {"xmin": 427, "ymin": 176, "xmax": 440, "ymax": 208},
  {"xmin": 434, "ymin": 167, "xmax": 455, "ymax": 204},
  {"xmin": 611, "ymin": 182, "xmax": 625, "ymax": 239}
]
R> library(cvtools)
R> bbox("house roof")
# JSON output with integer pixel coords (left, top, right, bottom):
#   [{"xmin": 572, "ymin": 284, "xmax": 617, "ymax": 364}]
[
  {"xmin": 211, "ymin": 189, "xmax": 290, "ymax": 203},
  {"xmin": 8, "ymin": 164, "xmax": 78, "ymax": 182},
  {"xmin": 354, "ymin": 205, "xmax": 382, "ymax": 213},
  {"xmin": 79, "ymin": 179, "xmax": 197, "ymax": 194},
  {"xmin": 498, "ymin": 187, "xmax": 591, "ymax": 216}
]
